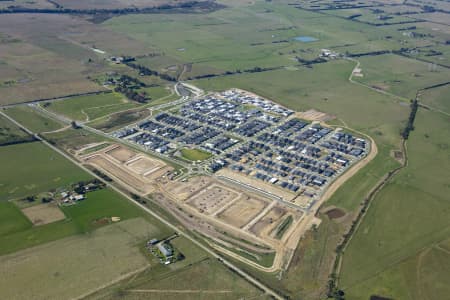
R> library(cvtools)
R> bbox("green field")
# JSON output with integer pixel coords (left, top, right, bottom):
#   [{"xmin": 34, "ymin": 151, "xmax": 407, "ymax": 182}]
[
  {"xmin": 355, "ymin": 54, "xmax": 450, "ymax": 99},
  {"xmin": 0, "ymin": 113, "xmax": 33, "ymax": 145},
  {"xmin": 5, "ymin": 105, "xmax": 64, "ymax": 133},
  {"xmin": 420, "ymin": 84, "xmax": 450, "ymax": 114},
  {"xmin": 0, "ymin": 187, "xmax": 172, "ymax": 255},
  {"xmin": 0, "ymin": 142, "xmax": 90, "ymax": 201},
  {"xmin": 340, "ymin": 108, "xmax": 450, "ymax": 299},
  {"xmin": 180, "ymin": 148, "xmax": 212, "ymax": 161},
  {"xmin": 45, "ymin": 93, "xmax": 139, "ymax": 121},
  {"xmin": 0, "ymin": 218, "xmax": 160, "ymax": 300}
]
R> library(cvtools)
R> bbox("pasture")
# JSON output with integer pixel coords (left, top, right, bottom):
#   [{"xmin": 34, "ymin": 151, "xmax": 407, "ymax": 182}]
[
  {"xmin": 340, "ymin": 108, "xmax": 450, "ymax": 299},
  {"xmin": 0, "ymin": 218, "xmax": 158, "ymax": 300},
  {"xmin": 0, "ymin": 142, "xmax": 90, "ymax": 201},
  {"xmin": 45, "ymin": 93, "xmax": 139, "ymax": 122},
  {"xmin": 0, "ymin": 187, "xmax": 171, "ymax": 255},
  {"xmin": 355, "ymin": 54, "xmax": 450, "ymax": 99},
  {"xmin": 0, "ymin": 113, "xmax": 33, "ymax": 145},
  {"xmin": 420, "ymin": 83, "xmax": 450, "ymax": 114},
  {"xmin": 5, "ymin": 105, "xmax": 64, "ymax": 133}
]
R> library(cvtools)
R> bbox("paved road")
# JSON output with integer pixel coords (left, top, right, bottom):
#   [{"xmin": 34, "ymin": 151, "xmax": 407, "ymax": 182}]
[{"xmin": 0, "ymin": 110, "xmax": 285, "ymax": 300}]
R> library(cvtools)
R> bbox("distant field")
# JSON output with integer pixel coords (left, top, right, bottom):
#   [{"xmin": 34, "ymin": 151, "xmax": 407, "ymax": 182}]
[
  {"xmin": 0, "ymin": 218, "xmax": 159, "ymax": 300},
  {"xmin": 0, "ymin": 38, "xmax": 102, "ymax": 105},
  {"xmin": 45, "ymin": 93, "xmax": 139, "ymax": 122},
  {"xmin": 0, "ymin": 113, "xmax": 33, "ymax": 145},
  {"xmin": 420, "ymin": 84, "xmax": 450, "ymax": 114},
  {"xmin": 340, "ymin": 108, "xmax": 450, "ymax": 299},
  {"xmin": 5, "ymin": 105, "xmax": 64, "ymax": 133},
  {"xmin": 355, "ymin": 54, "xmax": 450, "ymax": 99},
  {"xmin": 0, "ymin": 142, "xmax": 90, "ymax": 201}
]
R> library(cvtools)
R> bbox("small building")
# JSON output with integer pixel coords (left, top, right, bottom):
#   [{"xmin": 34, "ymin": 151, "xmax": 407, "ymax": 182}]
[{"xmin": 157, "ymin": 243, "xmax": 173, "ymax": 258}]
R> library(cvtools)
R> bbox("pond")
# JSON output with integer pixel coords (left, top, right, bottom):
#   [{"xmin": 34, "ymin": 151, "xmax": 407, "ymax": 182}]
[{"xmin": 293, "ymin": 36, "xmax": 318, "ymax": 42}]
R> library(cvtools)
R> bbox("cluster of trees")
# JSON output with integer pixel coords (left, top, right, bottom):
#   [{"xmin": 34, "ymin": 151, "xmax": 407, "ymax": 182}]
[
  {"xmin": 0, "ymin": 1, "xmax": 224, "ymax": 15},
  {"xmin": 124, "ymin": 61, "xmax": 177, "ymax": 82},
  {"xmin": 186, "ymin": 66, "xmax": 280, "ymax": 80},
  {"xmin": 114, "ymin": 85, "xmax": 148, "ymax": 103},
  {"xmin": 401, "ymin": 99, "xmax": 418, "ymax": 139}
]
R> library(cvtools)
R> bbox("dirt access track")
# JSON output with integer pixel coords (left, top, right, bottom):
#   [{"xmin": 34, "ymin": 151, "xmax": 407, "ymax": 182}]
[{"xmin": 79, "ymin": 144, "xmax": 173, "ymax": 195}]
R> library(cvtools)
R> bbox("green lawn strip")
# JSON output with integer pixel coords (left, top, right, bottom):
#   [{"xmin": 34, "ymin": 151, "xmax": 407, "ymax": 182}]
[{"xmin": 275, "ymin": 215, "xmax": 293, "ymax": 239}]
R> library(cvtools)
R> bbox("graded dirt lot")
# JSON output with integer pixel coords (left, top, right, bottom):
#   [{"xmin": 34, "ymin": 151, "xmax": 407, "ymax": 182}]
[
  {"xmin": 0, "ymin": 218, "xmax": 155, "ymax": 300},
  {"xmin": 21, "ymin": 203, "xmax": 66, "ymax": 226},
  {"xmin": 82, "ymin": 144, "xmax": 171, "ymax": 195},
  {"xmin": 186, "ymin": 184, "xmax": 241, "ymax": 215},
  {"xmin": 249, "ymin": 206, "xmax": 287, "ymax": 237},
  {"xmin": 218, "ymin": 196, "xmax": 268, "ymax": 228},
  {"xmin": 106, "ymin": 145, "xmax": 137, "ymax": 163},
  {"xmin": 164, "ymin": 176, "xmax": 213, "ymax": 200}
]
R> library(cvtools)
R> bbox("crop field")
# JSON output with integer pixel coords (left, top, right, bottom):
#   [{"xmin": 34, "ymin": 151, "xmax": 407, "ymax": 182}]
[
  {"xmin": 354, "ymin": 54, "xmax": 450, "ymax": 99},
  {"xmin": 45, "ymin": 93, "xmax": 139, "ymax": 122},
  {"xmin": 0, "ymin": 142, "xmax": 90, "ymax": 201},
  {"xmin": 0, "ymin": 218, "xmax": 159, "ymax": 300},
  {"xmin": 0, "ymin": 113, "xmax": 33, "ymax": 145},
  {"xmin": 339, "ymin": 108, "xmax": 450, "ymax": 299},
  {"xmin": 5, "ymin": 105, "xmax": 64, "ymax": 133}
]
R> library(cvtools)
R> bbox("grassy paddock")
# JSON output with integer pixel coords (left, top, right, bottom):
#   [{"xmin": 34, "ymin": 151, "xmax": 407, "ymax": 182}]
[
  {"xmin": 0, "ymin": 218, "xmax": 159, "ymax": 300},
  {"xmin": 45, "ymin": 93, "xmax": 139, "ymax": 121},
  {"xmin": 340, "ymin": 108, "xmax": 450, "ymax": 299},
  {"xmin": 0, "ymin": 142, "xmax": 90, "ymax": 201},
  {"xmin": 5, "ymin": 105, "xmax": 64, "ymax": 133}
]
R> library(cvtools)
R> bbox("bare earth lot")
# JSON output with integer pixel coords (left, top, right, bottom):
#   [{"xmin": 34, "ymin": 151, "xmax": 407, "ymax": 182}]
[
  {"xmin": 218, "ymin": 196, "xmax": 268, "ymax": 228},
  {"xmin": 81, "ymin": 144, "xmax": 172, "ymax": 195},
  {"xmin": 21, "ymin": 203, "xmax": 66, "ymax": 226}
]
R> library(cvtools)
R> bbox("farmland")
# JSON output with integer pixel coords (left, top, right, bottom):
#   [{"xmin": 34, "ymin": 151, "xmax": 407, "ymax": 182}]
[
  {"xmin": 339, "ymin": 109, "xmax": 450, "ymax": 299},
  {"xmin": 0, "ymin": 0, "xmax": 449, "ymax": 298},
  {"xmin": 0, "ymin": 113, "xmax": 33, "ymax": 145},
  {"xmin": 5, "ymin": 105, "xmax": 64, "ymax": 133},
  {"xmin": 0, "ymin": 218, "xmax": 159, "ymax": 300},
  {"xmin": 0, "ymin": 142, "xmax": 90, "ymax": 201}
]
